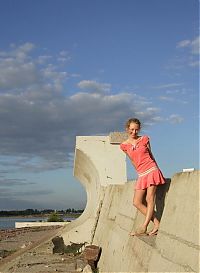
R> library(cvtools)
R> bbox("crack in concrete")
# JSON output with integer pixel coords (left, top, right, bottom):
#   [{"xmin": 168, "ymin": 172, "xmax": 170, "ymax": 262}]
[{"xmin": 91, "ymin": 198, "xmax": 104, "ymax": 244}]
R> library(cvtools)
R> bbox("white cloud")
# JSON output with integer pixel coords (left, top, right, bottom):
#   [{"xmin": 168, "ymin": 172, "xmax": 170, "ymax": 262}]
[
  {"xmin": 159, "ymin": 96, "xmax": 175, "ymax": 102},
  {"xmin": 37, "ymin": 55, "xmax": 52, "ymax": 64},
  {"xmin": 0, "ymin": 43, "xmax": 40, "ymax": 91},
  {"xmin": 0, "ymin": 86, "xmax": 161, "ymax": 171},
  {"xmin": 168, "ymin": 114, "xmax": 184, "ymax": 124},
  {"xmin": 57, "ymin": 50, "xmax": 71, "ymax": 63},
  {"xmin": 77, "ymin": 80, "xmax": 111, "ymax": 94},
  {"xmin": 0, "ymin": 43, "xmax": 35, "ymax": 61},
  {"xmin": 159, "ymin": 96, "xmax": 187, "ymax": 105},
  {"xmin": 191, "ymin": 36, "xmax": 199, "ymax": 55},
  {"xmin": 0, "ymin": 43, "xmax": 70, "ymax": 92},
  {"xmin": 176, "ymin": 40, "xmax": 191, "ymax": 48},
  {"xmin": 0, "ymin": 43, "xmax": 171, "ymax": 173},
  {"xmin": 176, "ymin": 36, "xmax": 199, "ymax": 55},
  {"xmin": 0, "ymin": 58, "xmax": 39, "ymax": 90},
  {"xmin": 153, "ymin": 83, "xmax": 183, "ymax": 89},
  {"xmin": 59, "ymin": 50, "xmax": 69, "ymax": 57},
  {"xmin": 168, "ymin": 36, "xmax": 200, "ymax": 69}
]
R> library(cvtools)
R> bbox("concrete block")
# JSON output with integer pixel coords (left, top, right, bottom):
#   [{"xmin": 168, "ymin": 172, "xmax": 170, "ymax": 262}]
[
  {"xmin": 117, "ymin": 181, "xmax": 137, "ymax": 219},
  {"xmin": 107, "ymin": 186, "xmax": 124, "ymax": 220},
  {"xmin": 109, "ymin": 131, "xmax": 128, "ymax": 144},
  {"xmin": 159, "ymin": 171, "xmax": 199, "ymax": 245},
  {"xmin": 154, "ymin": 231, "xmax": 199, "ymax": 272},
  {"xmin": 149, "ymin": 248, "xmax": 190, "ymax": 272}
]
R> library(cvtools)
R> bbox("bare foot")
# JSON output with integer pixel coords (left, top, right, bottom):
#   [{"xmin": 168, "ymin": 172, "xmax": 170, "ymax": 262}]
[
  {"xmin": 129, "ymin": 226, "xmax": 147, "ymax": 236},
  {"xmin": 148, "ymin": 225, "xmax": 159, "ymax": 236}
]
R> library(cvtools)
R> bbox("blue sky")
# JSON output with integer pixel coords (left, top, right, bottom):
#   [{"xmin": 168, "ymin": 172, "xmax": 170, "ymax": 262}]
[{"xmin": 0, "ymin": 0, "xmax": 199, "ymax": 210}]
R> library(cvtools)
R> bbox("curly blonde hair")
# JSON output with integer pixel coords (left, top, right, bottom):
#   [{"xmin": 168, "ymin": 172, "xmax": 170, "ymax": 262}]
[{"xmin": 125, "ymin": 118, "xmax": 141, "ymax": 129}]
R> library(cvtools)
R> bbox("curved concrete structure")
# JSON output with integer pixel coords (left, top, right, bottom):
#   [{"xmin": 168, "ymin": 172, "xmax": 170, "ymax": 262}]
[
  {"xmin": 61, "ymin": 135, "xmax": 127, "ymax": 245},
  {"xmin": 61, "ymin": 133, "xmax": 199, "ymax": 272}
]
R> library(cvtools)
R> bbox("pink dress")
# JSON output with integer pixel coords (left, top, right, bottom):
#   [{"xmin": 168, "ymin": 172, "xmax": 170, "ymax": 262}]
[{"xmin": 120, "ymin": 135, "xmax": 165, "ymax": 190}]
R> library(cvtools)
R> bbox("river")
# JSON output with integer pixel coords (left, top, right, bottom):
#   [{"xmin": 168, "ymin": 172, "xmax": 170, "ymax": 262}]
[{"xmin": 0, "ymin": 216, "xmax": 75, "ymax": 230}]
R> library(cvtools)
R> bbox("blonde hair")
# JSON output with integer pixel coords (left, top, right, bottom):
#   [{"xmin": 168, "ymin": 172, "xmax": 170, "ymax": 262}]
[{"xmin": 125, "ymin": 118, "xmax": 141, "ymax": 129}]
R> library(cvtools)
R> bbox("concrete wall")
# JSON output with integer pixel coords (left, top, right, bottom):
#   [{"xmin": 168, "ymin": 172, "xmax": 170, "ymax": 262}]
[
  {"xmin": 148, "ymin": 170, "xmax": 199, "ymax": 273},
  {"xmin": 61, "ymin": 133, "xmax": 199, "ymax": 272},
  {"xmin": 93, "ymin": 172, "xmax": 199, "ymax": 272},
  {"xmin": 61, "ymin": 135, "xmax": 127, "ymax": 245}
]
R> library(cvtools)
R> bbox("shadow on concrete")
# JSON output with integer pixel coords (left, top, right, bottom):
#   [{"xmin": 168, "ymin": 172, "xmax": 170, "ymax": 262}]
[
  {"xmin": 141, "ymin": 178, "xmax": 171, "ymax": 222},
  {"xmin": 155, "ymin": 178, "xmax": 171, "ymax": 221}
]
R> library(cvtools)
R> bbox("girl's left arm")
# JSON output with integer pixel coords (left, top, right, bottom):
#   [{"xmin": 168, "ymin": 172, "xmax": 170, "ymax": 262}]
[{"xmin": 147, "ymin": 142, "xmax": 157, "ymax": 163}]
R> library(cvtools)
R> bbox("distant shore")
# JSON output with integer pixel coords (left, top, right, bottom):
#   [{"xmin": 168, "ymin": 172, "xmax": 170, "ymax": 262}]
[
  {"xmin": 0, "ymin": 213, "xmax": 82, "ymax": 218},
  {"xmin": 0, "ymin": 214, "xmax": 82, "ymax": 230}
]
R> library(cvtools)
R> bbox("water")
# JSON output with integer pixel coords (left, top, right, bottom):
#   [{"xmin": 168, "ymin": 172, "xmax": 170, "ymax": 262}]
[{"xmin": 0, "ymin": 217, "xmax": 75, "ymax": 230}]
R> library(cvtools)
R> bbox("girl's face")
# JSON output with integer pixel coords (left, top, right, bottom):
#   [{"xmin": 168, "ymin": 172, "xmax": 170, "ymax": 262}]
[{"xmin": 127, "ymin": 122, "xmax": 140, "ymax": 139}]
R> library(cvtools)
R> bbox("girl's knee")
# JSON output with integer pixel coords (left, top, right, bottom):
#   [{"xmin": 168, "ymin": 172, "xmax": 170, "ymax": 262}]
[
  {"xmin": 133, "ymin": 189, "xmax": 146, "ymax": 208},
  {"xmin": 146, "ymin": 194, "xmax": 154, "ymax": 204},
  {"xmin": 133, "ymin": 199, "xmax": 141, "ymax": 208}
]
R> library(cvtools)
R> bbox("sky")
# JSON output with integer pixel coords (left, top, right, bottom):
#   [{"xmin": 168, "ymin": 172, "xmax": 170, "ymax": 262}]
[{"xmin": 0, "ymin": 0, "xmax": 199, "ymax": 210}]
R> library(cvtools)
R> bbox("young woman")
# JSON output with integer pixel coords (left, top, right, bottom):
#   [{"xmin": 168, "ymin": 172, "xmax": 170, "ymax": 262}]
[{"xmin": 120, "ymin": 118, "xmax": 165, "ymax": 236}]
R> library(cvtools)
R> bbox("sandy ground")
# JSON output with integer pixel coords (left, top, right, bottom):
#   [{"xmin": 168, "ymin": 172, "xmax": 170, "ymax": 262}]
[
  {"xmin": 0, "ymin": 226, "xmax": 87, "ymax": 272},
  {"xmin": 0, "ymin": 226, "xmax": 61, "ymax": 252}
]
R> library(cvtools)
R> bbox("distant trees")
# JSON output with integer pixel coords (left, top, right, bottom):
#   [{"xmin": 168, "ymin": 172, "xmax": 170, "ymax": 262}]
[
  {"xmin": 0, "ymin": 208, "xmax": 84, "ymax": 217},
  {"xmin": 65, "ymin": 208, "xmax": 83, "ymax": 213},
  {"xmin": 0, "ymin": 209, "xmax": 41, "ymax": 217},
  {"xmin": 47, "ymin": 212, "xmax": 64, "ymax": 222}
]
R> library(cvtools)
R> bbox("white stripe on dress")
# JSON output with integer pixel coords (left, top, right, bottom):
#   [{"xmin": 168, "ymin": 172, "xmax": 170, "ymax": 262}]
[{"xmin": 138, "ymin": 166, "xmax": 158, "ymax": 177}]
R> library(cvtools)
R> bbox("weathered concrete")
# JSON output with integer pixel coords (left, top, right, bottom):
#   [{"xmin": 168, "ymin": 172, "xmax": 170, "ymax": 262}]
[
  {"xmin": 92, "ymin": 181, "xmax": 170, "ymax": 272},
  {"xmin": 61, "ymin": 135, "xmax": 127, "ymax": 246},
  {"xmin": 92, "ymin": 172, "xmax": 199, "ymax": 272},
  {"xmin": 1, "ymin": 133, "xmax": 199, "ymax": 273},
  {"xmin": 109, "ymin": 131, "xmax": 128, "ymax": 144},
  {"xmin": 148, "ymin": 171, "xmax": 199, "ymax": 273},
  {"xmin": 60, "ymin": 133, "xmax": 199, "ymax": 272}
]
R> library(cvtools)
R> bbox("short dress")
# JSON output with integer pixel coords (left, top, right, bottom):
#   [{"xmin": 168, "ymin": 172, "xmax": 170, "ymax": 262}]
[{"xmin": 120, "ymin": 135, "xmax": 165, "ymax": 190}]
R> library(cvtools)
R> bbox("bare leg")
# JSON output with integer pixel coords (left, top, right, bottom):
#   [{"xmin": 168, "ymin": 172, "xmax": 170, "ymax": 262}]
[
  {"xmin": 129, "ymin": 189, "xmax": 146, "ymax": 235},
  {"xmin": 143, "ymin": 185, "xmax": 157, "ymax": 229},
  {"xmin": 133, "ymin": 188, "xmax": 159, "ymax": 227}
]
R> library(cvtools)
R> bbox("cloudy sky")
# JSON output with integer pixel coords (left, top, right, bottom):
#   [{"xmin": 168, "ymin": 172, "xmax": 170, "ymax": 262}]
[{"xmin": 0, "ymin": 0, "xmax": 198, "ymax": 210}]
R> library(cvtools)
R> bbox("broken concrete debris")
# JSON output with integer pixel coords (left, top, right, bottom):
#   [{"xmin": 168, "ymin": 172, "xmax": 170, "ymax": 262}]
[
  {"xmin": 83, "ymin": 245, "xmax": 101, "ymax": 271},
  {"xmin": 52, "ymin": 236, "xmax": 87, "ymax": 255}
]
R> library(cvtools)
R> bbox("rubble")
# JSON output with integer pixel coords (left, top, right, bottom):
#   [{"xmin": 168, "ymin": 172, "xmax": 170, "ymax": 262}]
[
  {"xmin": 0, "ymin": 227, "xmax": 101, "ymax": 272},
  {"xmin": 83, "ymin": 245, "xmax": 101, "ymax": 271}
]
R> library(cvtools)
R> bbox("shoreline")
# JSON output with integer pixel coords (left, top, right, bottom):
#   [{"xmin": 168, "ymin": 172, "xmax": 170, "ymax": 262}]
[
  {"xmin": 0, "ymin": 225, "xmax": 62, "ymax": 239},
  {"xmin": 0, "ymin": 225, "xmax": 62, "ymax": 259},
  {"xmin": 0, "ymin": 225, "xmax": 67, "ymax": 272},
  {"xmin": 0, "ymin": 214, "xmax": 80, "ymax": 230},
  {"xmin": 0, "ymin": 213, "xmax": 81, "ymax": 218},
  {"xmin": 0, "ymin": 225, "xmax": 87, "ymax": 272}
]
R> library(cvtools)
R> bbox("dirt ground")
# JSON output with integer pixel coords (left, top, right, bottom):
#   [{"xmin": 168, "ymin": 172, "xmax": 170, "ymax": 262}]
[{"xmin": 0, "ymin": 226, "xmax": 87, "ymax": 272}]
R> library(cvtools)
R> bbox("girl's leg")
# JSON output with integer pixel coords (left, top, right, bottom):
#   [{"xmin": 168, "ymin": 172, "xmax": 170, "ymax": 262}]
[
  {"xmin": 133, "ymin": 188, "xmax": 146, "ymax": 213},
  {"xmin": 133, "ymin": 188, "xmax": 159, "ymax": 227},
  {"xmin": 143, "ymin": 185, "xmax": 159, "ymax": 235},
  {"xmin": 130, "ymin": 189, "xmax": 146, "ymax": 235}
]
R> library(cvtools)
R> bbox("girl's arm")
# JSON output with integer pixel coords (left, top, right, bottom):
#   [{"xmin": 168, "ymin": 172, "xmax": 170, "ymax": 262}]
[
  {"xmin": 120, "ymin": 144, "xmax": 137, "ymax": 169},
  {"xmin": 147, "ymin": 142, "xmax": 157, "ymax": 163}
]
